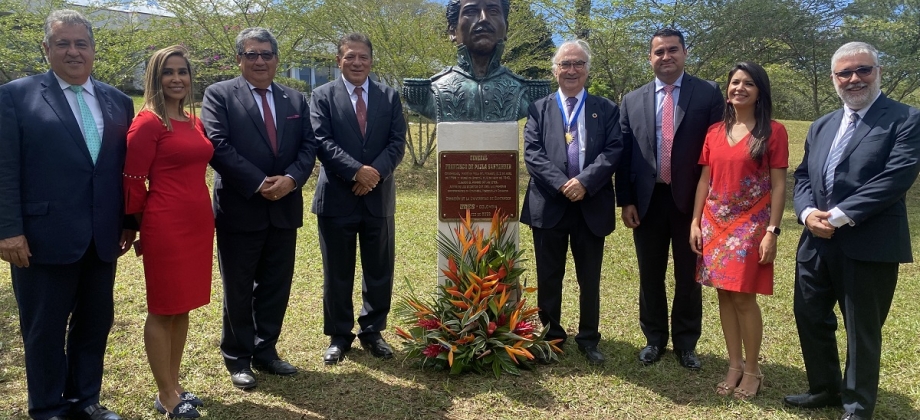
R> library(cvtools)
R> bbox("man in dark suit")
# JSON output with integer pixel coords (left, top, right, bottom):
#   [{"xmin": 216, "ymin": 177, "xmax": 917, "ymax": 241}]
[
  {"xmin": 311, "ymin": 33, "xmax": 406, "ymax": 365},
  {"xmin": 521, "ymin": 39, "xmax": 622, "ymax": 365},
  {"xmin": 0, "ymin": 10, "xmax": 133, "ymax": 420},
  {"xmin": 785, "ymin": 42, "xmax": 920, "ymax": 420},
  {"xmin": 200, "ymin": 27, "xmax": 317, "ymax": 389},
  {"xmin": 614, "ymin": 28, "xmax": 724, "ymax": 370}
]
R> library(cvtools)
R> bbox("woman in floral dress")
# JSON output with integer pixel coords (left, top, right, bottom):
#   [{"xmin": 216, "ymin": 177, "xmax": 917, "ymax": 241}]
[{"xmin": 690, "ymin": 62, "xmax": 788, "ymax": 400}]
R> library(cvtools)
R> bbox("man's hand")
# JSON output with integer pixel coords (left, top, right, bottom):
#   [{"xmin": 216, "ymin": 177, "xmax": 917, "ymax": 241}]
[
  {"xmin": 119, "ymin": 229, "xmax": 137, "ymax": 257},
  {"xmin": 621, "ymin": 205, "xmax": 640, "ymax": 229},
  {"xmin": 805, "ymin": 210, "xmax": 835, "ymax": 239},
  {"xmin": 0, "ymin": 235, "xmax": 31, "ymax": 268},
  {"xmin": 260, "ymin": 176, "xmax": 296, "ymax": 201},
  {"xmin": 354, "ymin": 165, "xmax": 380, "ymax": 189},
  {"xmin": 560, "ymin": 178, "xmax": 586, "ymax": 202}
]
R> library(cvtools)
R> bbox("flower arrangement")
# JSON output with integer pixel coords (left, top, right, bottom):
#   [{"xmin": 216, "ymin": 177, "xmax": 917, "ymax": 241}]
[{"xmin": 394, "ymin": 209, "xmax": 562, "ymax": 377}]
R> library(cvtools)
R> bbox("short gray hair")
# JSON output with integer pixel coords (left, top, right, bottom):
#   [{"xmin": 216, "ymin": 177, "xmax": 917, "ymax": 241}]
[
  {"xmin": 236, "ymin": 27, "xmax": 278, "ymax": 56},
  {"xmin": 831, "ymin": 42, "xmax": 879, "ymax": 72},
  {"xmin": 552, "ymin": 39, "xmax": 592, "ymax": 74},
  {"xmin": 43, "ymin": 9, "xmax": 94, "ymax": 48}
]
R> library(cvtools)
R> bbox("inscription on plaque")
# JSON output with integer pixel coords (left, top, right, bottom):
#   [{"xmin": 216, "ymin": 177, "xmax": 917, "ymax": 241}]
[{"xmin": 439, "ymin": 152, "xmax": 518, "ymax": 221}]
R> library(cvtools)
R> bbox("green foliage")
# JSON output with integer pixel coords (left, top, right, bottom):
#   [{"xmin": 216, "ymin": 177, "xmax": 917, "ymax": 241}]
[
  {"xmin": 504, "ymin": 0, "xmax": 555, "ymax": 80},
  {"xmin": 274, "ymin": 75, "xmax": 309, "ymax": 93}
]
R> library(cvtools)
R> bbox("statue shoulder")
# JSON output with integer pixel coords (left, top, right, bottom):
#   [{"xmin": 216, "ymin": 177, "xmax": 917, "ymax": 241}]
[{"xmin": 523, "ymin": 79, "xmax": 551, "ymax": 100}]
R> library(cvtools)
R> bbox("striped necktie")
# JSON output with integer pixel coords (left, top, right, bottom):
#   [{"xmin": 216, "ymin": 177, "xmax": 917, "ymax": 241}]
[
  {"xmin": 69, "ymin": 85, "xmax": 101, "ymax": 163},
  {"xmin": 823, "ymin": 112, "xmax": 860, "ymax": 206}
]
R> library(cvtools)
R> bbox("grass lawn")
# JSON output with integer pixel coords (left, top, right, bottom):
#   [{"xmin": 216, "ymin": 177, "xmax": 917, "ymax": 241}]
[{"xmin": 1, "ymin": 119, "xmax": 918, "ymax": 419}]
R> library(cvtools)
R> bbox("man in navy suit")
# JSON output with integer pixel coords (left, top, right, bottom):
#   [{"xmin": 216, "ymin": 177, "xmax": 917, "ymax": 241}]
[
  {"xmin": 521, "ymin": 39, "xmax": 623, "ymax": 365},
  {"xmin": 615, "ymin": 28, "xmax": 724, "ymax": 370},
  {"xmin": 785, "ymin": 42, "xmax": 920, "ymax": 420},
  {"xmin": 310, "ymin": 33, "xmax": 406, "ymax": 365},
  {"xmin": 200, "ymin": 27, "xmax": 317, "ymax": 389},
  {"xmin": 0, "ymin": 10, "xmax": 133, "ymax": 420}
]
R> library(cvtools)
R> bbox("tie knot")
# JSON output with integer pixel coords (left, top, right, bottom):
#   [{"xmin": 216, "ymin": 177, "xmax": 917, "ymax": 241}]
[
  {"xmin": 849, "ymin": 113, "xmax": 859, "ymax": 124},
  {"xmin": 69, "ymin": 85, "xmax": 83, "ymax": 93},
  {"xmin": 663, "ymin": 84, "xmax": 675, "ymax": 94},
  {"xmin": 354, "ymin": 86, "xmax": 364, "ymax": 95},
  {"xmin": 565, "ymin": 96, "xmax": 577, "ymax": 111},
  {"xmin": 254, "ymin": 87, "xmax": 268, "ymax": 97}
]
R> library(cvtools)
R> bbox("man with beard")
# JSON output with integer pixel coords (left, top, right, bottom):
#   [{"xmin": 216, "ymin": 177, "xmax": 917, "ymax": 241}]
[
  {"xmin": 403, "ymin": 0, "xmax": 548, "ymax": 122},
  {"xmin": 786, "ymin": 41, "xmax": 920, "ymax": 420}
]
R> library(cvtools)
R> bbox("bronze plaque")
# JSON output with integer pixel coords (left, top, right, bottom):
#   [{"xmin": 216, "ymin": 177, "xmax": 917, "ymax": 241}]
[{"xmin": 439, "ymin": 151, "xmax": 519, "ymax": 221}]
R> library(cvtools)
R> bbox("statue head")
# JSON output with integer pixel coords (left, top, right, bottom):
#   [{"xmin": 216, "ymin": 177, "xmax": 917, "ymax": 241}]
[{"xmin": 446, "ymin": 0, "xmax": 509, "ymax": 57}]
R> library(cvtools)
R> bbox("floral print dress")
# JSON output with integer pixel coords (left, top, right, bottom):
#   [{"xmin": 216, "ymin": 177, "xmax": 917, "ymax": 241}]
[{"xmin": 696, "ymin": 121, "xmax": 788, "ymax": 295}]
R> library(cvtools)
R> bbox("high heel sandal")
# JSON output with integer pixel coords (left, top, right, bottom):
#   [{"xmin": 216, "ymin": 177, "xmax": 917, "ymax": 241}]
[
  {"xmin": 715, "ymin": 364, "xmax": 744, "ymax": 396},
  {"xmin": 733, "ymin": 370, "xmax": 764, "ymax": 400}
]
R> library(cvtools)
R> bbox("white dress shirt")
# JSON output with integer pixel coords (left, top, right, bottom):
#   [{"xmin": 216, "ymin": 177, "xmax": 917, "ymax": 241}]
[{"xmin": 54, "ymin": 73, "xmax": 104, "ymax": 140}]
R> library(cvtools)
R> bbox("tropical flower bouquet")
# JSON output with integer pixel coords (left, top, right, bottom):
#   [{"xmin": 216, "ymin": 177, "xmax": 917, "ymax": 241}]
[{"xmin": 394, "ymin": 209, "xmax": 562, "ymax": 377}]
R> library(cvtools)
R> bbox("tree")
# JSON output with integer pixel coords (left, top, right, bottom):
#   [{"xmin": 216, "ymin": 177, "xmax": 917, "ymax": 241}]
[
  {"xmin": 0, "ymin": 0, "xmax": 48, "ymax": 83},
  {"xmin": 503, "ymin": 0, "xmax": 556, "ymax": 80}
]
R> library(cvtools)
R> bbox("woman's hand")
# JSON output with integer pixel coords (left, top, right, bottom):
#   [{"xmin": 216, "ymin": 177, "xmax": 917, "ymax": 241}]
[
  {"xmin": 690, "ymin": 223, "xmax": 704, "ymax": 255},
  {"xmin": 758, "ymin": 232, "xmax": 777, "ymax": 264}
]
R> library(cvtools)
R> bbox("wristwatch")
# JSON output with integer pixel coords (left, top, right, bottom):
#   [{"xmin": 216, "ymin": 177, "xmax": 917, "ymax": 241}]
[{"xmin": 766, "ymin": 226, "xmax": 781, "ymax": 236}]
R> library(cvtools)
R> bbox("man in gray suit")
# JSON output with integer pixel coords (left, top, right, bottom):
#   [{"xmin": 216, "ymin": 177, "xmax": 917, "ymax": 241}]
[
  {"xmin": 614, "ymin": 28, "xmax": 724, "ymax": 370},
  {"xmin": 310, "ymin": 33, "xmax": 406, "ymax": 365},
  {"xmin": 0, "ymin": 10, "xmax": 133, "ymax": 420},
  {"xmin": 785, "ymin": 41, "xmax": 920, "ymax": 420},
  {"xmin": 200, "ymin": 27, "xmax": 317, "ymax": 390}
]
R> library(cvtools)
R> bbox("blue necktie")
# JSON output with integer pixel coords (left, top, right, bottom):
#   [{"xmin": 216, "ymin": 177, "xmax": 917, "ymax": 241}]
[
  {"xmin": 565, "ymin": 97, "xmax": 580, "ymax": 178},
  {"xmin": 823, "ymin": 112, "xmax": 859, "ymax": 206},
  {"xmin": 69, "ymin": 85, "xmax": 101, "ymax": 164}
]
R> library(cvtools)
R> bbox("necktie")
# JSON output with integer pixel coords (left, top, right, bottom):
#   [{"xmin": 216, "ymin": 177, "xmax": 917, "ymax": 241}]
[
  {"xmin": 660, "ymin": 84, "xmax": 676, "ymax": 183},
  {"xmin": 254, "ymin": 88, "xmax": 278, "ymax": 155},
  {"xmin": 69, "ymin": 85, "xmax": 101, "ymax": 164},
  {"xmin": 565, "ymin": 96, "xmax": 580, "ymax": 178},
  {"xmin": 354, "ymin": 86, "xmax": 367, "ymax": 138},
  {"xmin": 824, "ymin": 112, "xmax": 860, "ymax": 206}
]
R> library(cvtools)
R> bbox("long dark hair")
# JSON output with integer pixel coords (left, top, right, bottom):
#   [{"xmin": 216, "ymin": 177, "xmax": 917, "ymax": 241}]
[{"xmin": 723, "ymin": 61, "xmax": 773, "ymax": 161}]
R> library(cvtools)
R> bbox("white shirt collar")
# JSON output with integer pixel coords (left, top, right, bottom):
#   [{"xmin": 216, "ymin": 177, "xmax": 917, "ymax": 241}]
[
  {"xmin": 556, "ymin": 88, "xmax": 585, "ymax": 102},
  {"xmin": 655, "ymin": 72, "xmax": 685, "ymax": 91},
  {"xmin": 54, "ymin": 73, "xmax": 95, "ymax": 97},
  {"xmin": 245, "ymin": 80, "xmax": 272, "ymax": 93},
  {"xmin": 342, "ymin": 76, "xmax": 369, "ymax": 95}
]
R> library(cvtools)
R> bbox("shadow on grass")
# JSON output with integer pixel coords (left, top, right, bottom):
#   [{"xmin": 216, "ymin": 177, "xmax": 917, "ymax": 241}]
[{"xmin": 0, "ymin": 282, "xmax": 25, "ymax": 383}]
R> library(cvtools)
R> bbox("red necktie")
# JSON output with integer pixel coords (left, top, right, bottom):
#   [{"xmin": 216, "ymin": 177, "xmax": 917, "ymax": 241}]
[
  {"xmin": 354, "ymin": 86, "xmax": 367, "ymax": 137},
  {"xmin": 660, "ymin": 85, "xmax": 675, "ymax": 183},
  {"xmin": 254, "ymin": 88, "xmax": 278, "ymax": 155}
]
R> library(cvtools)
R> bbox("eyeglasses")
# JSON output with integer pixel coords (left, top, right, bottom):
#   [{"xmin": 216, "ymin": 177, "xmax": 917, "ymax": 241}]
[
  {"xmin": 556, "ymin": 60, "xmax": 586, "ymax": 70},
  {"xmin": 834, "ymin": 65, "xmax": 877, "ymax": 80},
  {"xmin": 240, "ymin": 51, "xmax": 276, "ymax": 61}
]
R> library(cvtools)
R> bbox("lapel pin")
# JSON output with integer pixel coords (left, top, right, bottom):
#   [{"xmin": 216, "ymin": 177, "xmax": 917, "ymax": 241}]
[
  {"xmin": 282, "ymin": 94, "xmax": 288, "ymax": 99},
  {"xmin": 592, "ymin": 113, "xmax": 597, "ymax": 118}
]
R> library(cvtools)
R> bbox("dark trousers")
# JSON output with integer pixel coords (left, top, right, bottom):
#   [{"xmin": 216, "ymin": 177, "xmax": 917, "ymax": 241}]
[
  {"xmin": 531, "ymin": 203, "xmax": 604, "ymax": 348},
  {"xmin": 633, "ymin": 183, "xmax": 701, "ymax": 350},
  {"xmin": 317, "ymin": 206, "xmax": 395, "ymax": 347},
  {"xmin": 11, "ymin": 243, "xmax": 115, "ymax": 420},
  {"xmin": 216, "ymin": 226, "xmax": 296, "ymax": 372},
  {"xmin": 794, "ymin": 238, "xmax": 898, "ymax": 418}
]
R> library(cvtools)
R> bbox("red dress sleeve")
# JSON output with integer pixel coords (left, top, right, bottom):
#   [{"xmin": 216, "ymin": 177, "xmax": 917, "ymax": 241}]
[
  {"xmin": 767, "ymin": 121, "xmax": 790, "ymax": 169},
  {"xmin": 123, "ymin": 110, "xmax": 164, "ymax": 215},
  {"xmin": 699, "ymin": 123, "xmax": 723, "ymax": 166}
]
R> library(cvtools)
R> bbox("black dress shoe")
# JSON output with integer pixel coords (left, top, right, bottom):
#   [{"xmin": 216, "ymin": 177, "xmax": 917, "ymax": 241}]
[
  {"xmin": 638, "ymin": 345, "xmax": 663, "ymax": 365},
  {"xmin": 578, "ymin": 345, "xmax": 605, "ymax": 365},
  {"xmin": 674, "ymin": 349, "xmax": 701, "ymax": 370},
  {"xmin": 783, "ymin": 390, "xmax": 842, "ymax": 409},
  {"xmin": 360, "ymin": 338, "xmax": 394, "ymax": 359},
  {"xmin": 48, "ymin": 416, "xmax": 70, "ymax": 420},
  {"xmin": 72, "ymin": 403, "xmax": 122, "ymax": 420},
  {"xmin": 253, "ymin": 359, "xmax": 298, "ymax": 375},
  {"xmin": 324, "ymin": 344, "xmax": 350, "ymax": 365},
  {"xmin": 841, "ymin": 413, "xmax": 867, "ymax": 420},
  {"xmin": 229, "ymin": 369, "xmax": 257, "ymax": 390}
]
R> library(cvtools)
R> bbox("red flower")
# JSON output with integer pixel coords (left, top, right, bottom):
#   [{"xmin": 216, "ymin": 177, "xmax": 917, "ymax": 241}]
[
  {"xmin": 417, "ymin": 318, "xmax": 440, "ymax": 330},
  {"xmin": 514, "ymin": 320, "xmax": 534, "ymax": 336},
  {"xmin": 496, "ymin": 314, "xmax": 508, "ymax": 326},
  {"xmin": 422, "ymin": 344, "xmax": 444, "ymax": 358},
  {"xmin": 487, "ymin": 321, "xmax": 497, "ymax": 336}
]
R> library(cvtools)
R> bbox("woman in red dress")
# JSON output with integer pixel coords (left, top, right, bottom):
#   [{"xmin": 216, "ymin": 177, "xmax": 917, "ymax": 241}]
[
  {"xmin": 123, "ymin": 46, "xmax": 214, "ymax": 418},
  {"xmin": 690, "ymin": 62, "xmax": 788, "ymax": 400}
]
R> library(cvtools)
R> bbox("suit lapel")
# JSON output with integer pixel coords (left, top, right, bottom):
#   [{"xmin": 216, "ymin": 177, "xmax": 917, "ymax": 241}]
[
  {"xmin": 93, "ymin": 79, "xmax": 117, "ymax": 165},
  {"xmin": 641, "ymin": 82, "xmax": 657, "ymax": 162},
  {"xmin": 839, "ymin": 95, "xmax": 888, "ymax": 163},
  {"xmin": 583, "ymin": 94, "xmax": 599, "ymax": 166},
  {"xmin": 547, "ymin": 93, "xmax": 566, "ymax": 167},
  {"xmin": 674, "ymin": 75, "xmax": 694, "ymax": 131},
  {"xmin": 333, "ymin": 79, "xmax": 364, "ymax": 141},
  {"xmin": 40, "ymin": 72, "xmax": 92, "ymax": 163},
  {"xmin": 365, "ymin": 81, "xmax": 383, "ymax": 141},
  {"xmin": 235, "ymin": 77, "xmax": 273, "ymax": 152},
  {"xmin": 815, "ymin": 109, "xmax": 845, "ymax": 169},
  {"xmin": 271, "ymin": 82, "xmax": 289, "ymax": 149}
]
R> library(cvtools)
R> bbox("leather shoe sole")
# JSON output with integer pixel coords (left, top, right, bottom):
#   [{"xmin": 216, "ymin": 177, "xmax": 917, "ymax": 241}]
[
  {"xmin": 253, "ymin": 359, "xmax": 297, "ymax": 376},
  {"xmin": 324, "ymin": 345, "xmax": 350, "ymax": 365},
  {"xmin": 638, "ymin": 345, "xmax": 663, "ymax": 365},
  {"xmin": 783, "ymin": 391, "xmax": 842, "ymax": 409},
  {"xmin": 360, "ymin": 338, "xmax": 394, "ymax": 359},
  {"xmin": 230, "ymin": 369, "xmax": 257, "ymax": 390}
]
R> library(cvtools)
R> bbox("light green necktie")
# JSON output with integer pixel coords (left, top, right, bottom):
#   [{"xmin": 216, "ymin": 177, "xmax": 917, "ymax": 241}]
[{"xmin": 69, "ymin": 85, "xmax": 101, "ymax": 163}]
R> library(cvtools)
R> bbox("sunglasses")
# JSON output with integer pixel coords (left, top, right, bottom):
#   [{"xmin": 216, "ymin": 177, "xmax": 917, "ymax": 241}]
[
  {"xmin": 240, "ymin": 51, "xmax": 276, "ymax": 61},
  {"xmin": 833, "ymin": 65, "xmax": 877, "ymax": 80}
]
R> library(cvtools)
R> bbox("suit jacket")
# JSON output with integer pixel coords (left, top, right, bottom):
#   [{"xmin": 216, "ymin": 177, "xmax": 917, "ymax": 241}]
[
  {"xmin": 520, "ymin": 92, "xmax": 623, "ymax": 237},
  {"xmin": 793, "ymin": 94, "xmax": 920, "ymax": 263},
  {"xmin": 0, "ymin": 71, "xmax": 133, "ymax": 264},
  {"xmin": 615, "ymin": 74, "xmax": 724, "ymax": 218},
  {"xmin": 310, "ymin": 78, "xmax": 406, "ymax": 218},
  {"xmin": 200, "ymin": 76, "xmax": 317, "ymax": 232}
]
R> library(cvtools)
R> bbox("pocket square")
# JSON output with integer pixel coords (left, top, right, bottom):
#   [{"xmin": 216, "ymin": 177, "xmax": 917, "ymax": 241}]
[{"xmin": 286, "ymin": 114, "xmax": 300, "ymax": 119}]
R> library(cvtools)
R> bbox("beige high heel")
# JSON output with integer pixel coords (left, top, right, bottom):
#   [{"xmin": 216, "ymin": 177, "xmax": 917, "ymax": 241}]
[
  {"xmin": 733, "ymin": 370, "xmax": 764, "ymax": 400},
  {"xmin": 715, "ymin": 365, "xmax": 744, "ymax": 396}
]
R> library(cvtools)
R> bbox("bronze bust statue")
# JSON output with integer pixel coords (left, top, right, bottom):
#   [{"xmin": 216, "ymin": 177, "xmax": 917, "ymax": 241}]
[{"xmin": 403, "ymin": 0, "xmax": 549, "ymax": 122}]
